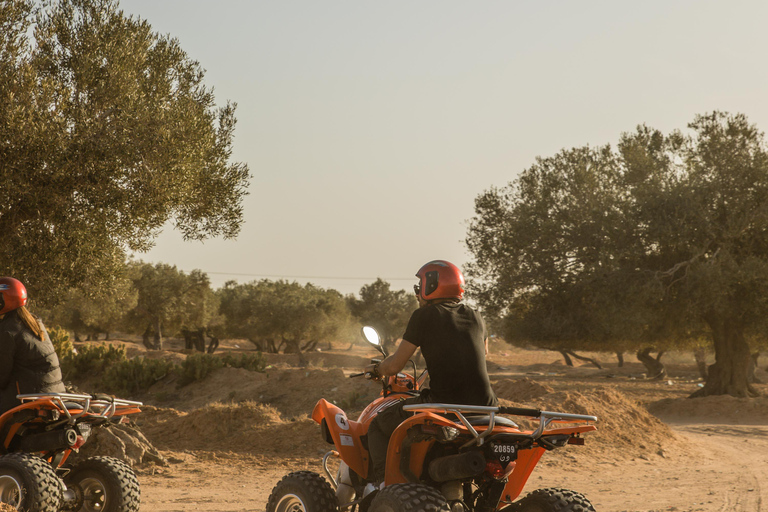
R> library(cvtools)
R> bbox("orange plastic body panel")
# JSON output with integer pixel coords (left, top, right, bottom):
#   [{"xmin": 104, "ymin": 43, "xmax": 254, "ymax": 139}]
[
  {"xmin": 312, "ymin": 399, "xmax": 369, "ymax": 478},
  {"xmin": 382, "ymin": 413, "xmax": 597, "ymax": 492},
  {"xmin": 383, "ymin": 412, "xmax": 450, "ymax": 485}
]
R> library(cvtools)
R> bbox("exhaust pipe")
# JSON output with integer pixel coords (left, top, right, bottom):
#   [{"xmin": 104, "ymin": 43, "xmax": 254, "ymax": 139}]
[
  {"xmin": 19, "ymin": 429, "xmax": 77, "ymax": 452},
  {"xmin": 428, "ymin": 451, "xmax": 486, "ymax": 482}
]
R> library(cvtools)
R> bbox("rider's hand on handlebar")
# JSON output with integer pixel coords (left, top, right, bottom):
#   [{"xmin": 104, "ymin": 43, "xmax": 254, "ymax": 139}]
[{"xmin": 364, "ymin": 363, "xmax": 381, "ymax": 380}]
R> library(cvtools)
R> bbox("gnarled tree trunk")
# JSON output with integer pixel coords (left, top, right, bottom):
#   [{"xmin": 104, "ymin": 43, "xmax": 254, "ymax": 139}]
[
  {"xmin": 692, "ymin": 315, "xmax": 758, "ymax": 398},
  {"xmin": 636, "ymin": 348, "xmax": 666, "ymax": 380}
]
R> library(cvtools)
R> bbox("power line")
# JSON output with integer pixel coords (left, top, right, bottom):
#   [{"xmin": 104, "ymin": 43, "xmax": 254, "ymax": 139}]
[{"xmin": 193, "ymin": 270, "xmax": 415, "ymax": 282}]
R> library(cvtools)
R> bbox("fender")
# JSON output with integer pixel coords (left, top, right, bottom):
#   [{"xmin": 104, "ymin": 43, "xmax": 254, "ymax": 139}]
[{"xmin": 311, "ymin": 399, "xmax": 368, "ymax": 478}]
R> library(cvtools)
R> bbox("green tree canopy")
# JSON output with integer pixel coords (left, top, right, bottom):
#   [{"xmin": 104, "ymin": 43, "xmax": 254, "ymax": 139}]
[
  {"xmin": 0, "ymin": 0, "xmax": 249, "ymax": 301},
  {"xmin": 48, "ymin": 267, "xmax": 138, "ymax": 340},
  {"xmin": 218, "ymin": 280, "xmax": 352, "ymax": 355},
  {"xmin": 347, "ymin": 278, "xmax": 417, "ymax": 348},
  {"xmin": 467, "ymin": 112, "xmax": 768, "ymax": 397},
  {"xmin": 125, "ymin": 261, "xmax": 219, "ymax": 349}
]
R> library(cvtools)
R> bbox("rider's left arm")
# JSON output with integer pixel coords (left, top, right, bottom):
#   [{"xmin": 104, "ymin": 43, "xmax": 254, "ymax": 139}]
[{"xmin": 367, "ymin": 339, "xmax": 417, "ymax": 377}]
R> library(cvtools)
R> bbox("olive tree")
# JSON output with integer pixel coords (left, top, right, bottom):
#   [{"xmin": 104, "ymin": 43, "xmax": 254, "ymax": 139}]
[
  {"xmin": 467, "ymin": 112, "xmax": 768, "ymax": 397},
  {"xmin": 0, "ymin": 0, "xmax": 249, "ymax": 301},
  {"xmin": 126, "ymin": 261, "xmax": 219, "ymax": 350},
  {"xmin": 218, "ymin": 280, "xmax": 352, "ymax": 356},
  {"xmin": 347, "ymin": 278, "xmax": 417, "ymax": 351}
]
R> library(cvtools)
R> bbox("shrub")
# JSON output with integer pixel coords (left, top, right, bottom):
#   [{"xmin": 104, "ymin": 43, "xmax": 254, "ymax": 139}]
[
  {"xmin": 101, "ymin": 358, "xmax": 176, "ymax": 395},
  {"xmin": 221, "ymin": 352, "xmax": 267, "ymax": 373},
  {"xmin": 62, "ymin": 343, "xmax": 127, "ymax": 379},
  {"xmin": 48, "ymin": 326, "xmax": 75, "ymax": 359},
  {"xmin": 175, "ymin": 352, "xmax": 267, "ymax": 387},
  {"xmin": 176, "ymin": 353, "xmax": 225, "ymax": 387}
]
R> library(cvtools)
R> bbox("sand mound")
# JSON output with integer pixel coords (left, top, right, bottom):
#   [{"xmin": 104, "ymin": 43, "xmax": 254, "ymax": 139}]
[
  {"xmin": 499, "ymin": 385, "xmax": 681, "ymax": 461},
  {"xmin": 69, "ymin": 422, "xmax": 166, "ymax": 467},
  {"xmin": 136, "ymin": 402, "xmax": 327, "ymax": 457},
  {"xmin": 494, "ymin": 378, "xmax": 555, "ymax": 401},
  {"xmin": 648, "ymin": 394, "xmax": 768, "ymax": 424},
  {"xmin": 151, "ymin": 366, "xmax": 380, "ymax": 418}
]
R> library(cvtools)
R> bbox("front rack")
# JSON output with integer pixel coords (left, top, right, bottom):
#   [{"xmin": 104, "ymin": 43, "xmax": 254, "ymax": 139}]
[
  {"xmin": 402, "ymin": 403, "xmax": 597, "ymax": 447},
  {"xmin": 16, "ymin": 392, "xmax": 143, "ymax": 421}
]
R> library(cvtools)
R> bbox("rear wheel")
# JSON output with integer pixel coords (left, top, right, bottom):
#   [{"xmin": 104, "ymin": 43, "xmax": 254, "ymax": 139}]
[
  {"xmin": 0, "ymin": 453, "xmax": 62, "ymax": 512},
  {"xmin": 369, "ymin": 483, "xmax": 450, "ymax": 512},
  {"xmin": 64, "ymin": 456, "xmax": 140, "ymax": 512},
  {"xmin": 266, "ymin": 471, "xmax": 339, "ymax": 512},
  {"xmin": 511, "ymin": 488, "xmax": 595, "ymax": 512}
]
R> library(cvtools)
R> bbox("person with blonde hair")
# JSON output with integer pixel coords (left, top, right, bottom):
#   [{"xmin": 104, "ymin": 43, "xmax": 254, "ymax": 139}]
[{"xmin": 0, "ymin": 277, "xmax": 65, "ymax": 415}]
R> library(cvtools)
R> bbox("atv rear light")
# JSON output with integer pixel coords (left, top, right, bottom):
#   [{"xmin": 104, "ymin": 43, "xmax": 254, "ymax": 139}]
[
  {"xmin": 567, "ymin": 436, "xmax": 585, "ymax": 446},
  {"xmin": 76, "ymin": 423, "xmax": 92, "ymax": 441},
  {"xmin": 485, "ymin": 460, "xmax": 514, "ymax": 480}
]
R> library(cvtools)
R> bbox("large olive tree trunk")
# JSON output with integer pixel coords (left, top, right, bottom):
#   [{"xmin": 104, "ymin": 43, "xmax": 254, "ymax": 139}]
[{"xmin": 692, "ymin": 316, "xmax": 759, "ymax": 398}]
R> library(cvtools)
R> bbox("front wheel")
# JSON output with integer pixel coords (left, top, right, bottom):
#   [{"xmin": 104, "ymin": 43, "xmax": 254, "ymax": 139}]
[
  {"xmin": 511, "ymin": 488, "xmax": 595, "ymax": 512},
  {"xmin": 0, "ymin": 453, "xmax": 62, "ymax": 512},
  {"xmin": 266, "ymin": 471, "xmax": 339, "ymax": 512},
  {"xmin": 64, "ymin": 456, "xmax": 140, "ymax": 512},
  {"xmin": 369, "ymin": 483, "xmax": 450, "ymax": 512}
]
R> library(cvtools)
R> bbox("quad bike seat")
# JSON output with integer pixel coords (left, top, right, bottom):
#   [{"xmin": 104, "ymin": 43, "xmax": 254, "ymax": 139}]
[{"xmin": 463, "ymin": 415, "xmax": 519, "ymax": 428}]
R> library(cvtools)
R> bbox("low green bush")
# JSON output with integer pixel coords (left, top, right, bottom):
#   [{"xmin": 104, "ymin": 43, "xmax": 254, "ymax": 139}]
[
  {"xmin": 48, "ymin": 326, "xmax": 75, "ymax": 360},
  {"xmin": 221, "ymin": 352, "xmax": 267, "ymax": 373},
  {"xmin": 61, "ymin": 343, "xmax": 127, "ymax": 379},
  {"xmin": 176, "ymin": 353, "xmax": 225, "ymax": 387},
  {"xmin": 101, "ymin": 357, "xmax": 176, "ymax": 396},
  {"xmin": 61, "ymin": 342, "xmax": 266, "ymax": 396}
]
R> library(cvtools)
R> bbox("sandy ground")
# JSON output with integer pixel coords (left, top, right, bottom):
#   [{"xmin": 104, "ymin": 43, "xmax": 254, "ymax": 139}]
[{"xmin": 89, "ymin": 337, "xmax": 768, "ymax": 512}]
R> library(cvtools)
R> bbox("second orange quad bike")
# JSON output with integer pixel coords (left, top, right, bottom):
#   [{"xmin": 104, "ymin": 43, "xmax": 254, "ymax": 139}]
[
  {"xmin": 0, "ymin": 392, "xmax": 142, "ymax": 512},
  {"xmin": 267, "ymin": 326, "xmax": 598, "ymax": 512}
]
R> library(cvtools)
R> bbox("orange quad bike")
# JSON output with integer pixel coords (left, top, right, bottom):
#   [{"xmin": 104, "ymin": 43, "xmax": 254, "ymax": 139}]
[
  {"xmin": 0, "ymin": 392, "xmax": 142, "ymax": 512},
  {"xmin": 267, "ymin": 327, "xmax": 598, "ymax": 512}
]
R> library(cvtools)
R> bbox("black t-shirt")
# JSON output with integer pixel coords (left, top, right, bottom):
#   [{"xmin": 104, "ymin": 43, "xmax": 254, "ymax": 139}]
[{"xmin": 403, "ymin": 302, "xmax": 497, "ymax": 407}]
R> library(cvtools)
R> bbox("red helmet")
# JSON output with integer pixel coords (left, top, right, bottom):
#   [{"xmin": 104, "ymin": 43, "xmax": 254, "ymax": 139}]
[
  {"xmin": 415, "ymin": 260, "xmax": 465, "ymax": 301},
  {"xmin": 0, "ymin": 277, "xmax": 28, "ymax": 315}
]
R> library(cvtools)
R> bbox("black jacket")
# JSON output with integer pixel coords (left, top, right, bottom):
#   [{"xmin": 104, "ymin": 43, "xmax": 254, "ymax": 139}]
[{"xmin": 0, "ymin": 310, "xmax": 65, "ymax": 414}]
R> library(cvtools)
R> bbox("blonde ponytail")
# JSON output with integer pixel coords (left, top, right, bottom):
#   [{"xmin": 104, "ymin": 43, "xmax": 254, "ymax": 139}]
[{"xmin": 17, "ymin": 306, "xmax": 45, "ymax": 340}]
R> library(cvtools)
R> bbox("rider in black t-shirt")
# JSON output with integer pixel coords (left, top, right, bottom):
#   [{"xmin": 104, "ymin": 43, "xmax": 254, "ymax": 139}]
[{"xmin": 364, "ymin": 260, "xmax": 497, "ymax": 491}]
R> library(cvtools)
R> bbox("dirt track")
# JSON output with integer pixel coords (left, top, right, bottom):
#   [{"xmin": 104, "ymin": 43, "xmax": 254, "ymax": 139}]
[{"xmin": 95, "ymin": 338, "xmax": 768, "ymax": 512}]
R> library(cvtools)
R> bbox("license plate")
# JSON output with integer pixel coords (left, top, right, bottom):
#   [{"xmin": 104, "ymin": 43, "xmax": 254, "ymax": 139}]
[{"xmin": 491, "ymin": 443, "xmax": 517, "ymax": 468}]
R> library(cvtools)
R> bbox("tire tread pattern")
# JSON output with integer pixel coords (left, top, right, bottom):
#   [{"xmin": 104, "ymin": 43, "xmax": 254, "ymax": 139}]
[
  {"xmin": 0, "ymin": 453, "xmax": 62, "ymax": 512},
  {"xmin": 66, "ymin": 456, "xmax": 140, "ymax": 512},
  {"xmin": 512, "ymin": 487, "xmax": 595, "ymax": 512},
  {"xmin": 265, "ymin": 471, "xmax": 339, "ymax": 512},
  {"xmin": 371, "ymin": 483, "xmax": 450, "ymax": 512}
]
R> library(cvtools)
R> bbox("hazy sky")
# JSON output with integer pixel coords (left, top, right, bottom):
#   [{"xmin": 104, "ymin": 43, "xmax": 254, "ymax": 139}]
[{"xmin": 122, "ymin": 0, "xmax": 768, "ymax": 296}]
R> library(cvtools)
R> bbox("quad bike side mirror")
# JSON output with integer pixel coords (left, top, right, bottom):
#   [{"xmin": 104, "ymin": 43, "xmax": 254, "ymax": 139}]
[{"xmin": 361, "ymin": 326, "xmax": 387, "ymax": 356}]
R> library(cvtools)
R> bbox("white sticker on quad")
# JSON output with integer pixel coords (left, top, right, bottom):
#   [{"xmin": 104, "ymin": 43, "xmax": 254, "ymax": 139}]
[
  {"xmin": 335, "ymin": 413, "xmax": 350, "ymax": 430},
  {"xmin": 339, "ymin": 434, "xmax": 355, "ymax": 446}
]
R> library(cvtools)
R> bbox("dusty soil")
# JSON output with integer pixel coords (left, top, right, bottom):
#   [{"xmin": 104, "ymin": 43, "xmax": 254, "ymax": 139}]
[{"xmin": 88, "ymin": 337, "xmax": 768, "ymax": 511}]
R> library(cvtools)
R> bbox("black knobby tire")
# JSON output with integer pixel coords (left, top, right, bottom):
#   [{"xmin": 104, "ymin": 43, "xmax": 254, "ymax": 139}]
[
  {"xmin": 64, "ymin": 456, "xmax": 140, "ymax": 512},
  {"xmin": 369, "ymin": 483, "xmax": 450, "ymax": 512},
  {"xmin": 265, "ymin": 471, "xmax": 339, "ymax": 512},
  {"xmin": 0, "ymin": 453, "xmax": 62, "ymax": 512},
  {"xmin": 512, "ymin": 488, "xmax": 595, "ymax": 512}
]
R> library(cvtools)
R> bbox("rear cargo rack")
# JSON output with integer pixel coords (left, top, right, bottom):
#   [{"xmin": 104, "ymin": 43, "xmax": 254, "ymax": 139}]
[
  {"xmin": 402, "ymin": 403, "xmax": 597, "ymax": 447},
  {"xmin": 17, "ymin": 392, "xmax": 143, "ymax": 421}
]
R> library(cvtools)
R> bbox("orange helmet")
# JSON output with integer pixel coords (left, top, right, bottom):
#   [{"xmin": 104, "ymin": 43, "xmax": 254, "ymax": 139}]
[
  {"xmin": 414, "ymin": 260, "xmax": 465, "ymax": 301},
  {"xmin": 0, "ymin": 277, "xmax": 28, "ymax": 315}
]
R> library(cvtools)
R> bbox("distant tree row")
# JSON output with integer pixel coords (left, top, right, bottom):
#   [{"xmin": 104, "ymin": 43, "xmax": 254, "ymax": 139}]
[{"xmin": 43, "ymin": 262, "xmax": 417, "ymax": 356}]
